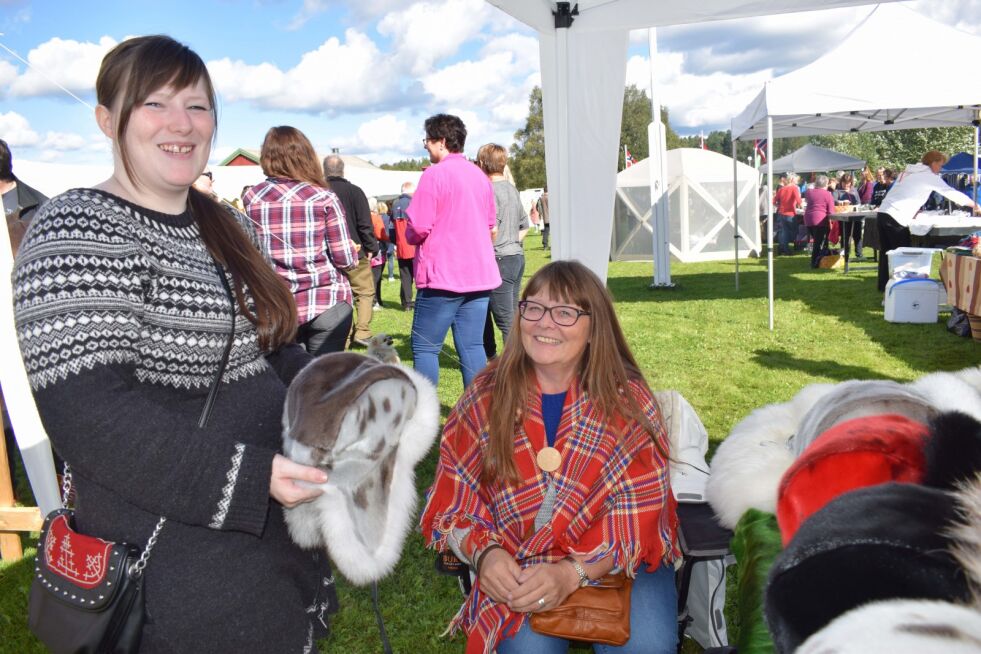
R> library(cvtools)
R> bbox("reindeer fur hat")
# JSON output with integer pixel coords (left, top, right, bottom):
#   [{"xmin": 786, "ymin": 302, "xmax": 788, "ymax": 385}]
[{"xmin": 281, "ymin": 352, "xmax": 440, "ymax": 585}]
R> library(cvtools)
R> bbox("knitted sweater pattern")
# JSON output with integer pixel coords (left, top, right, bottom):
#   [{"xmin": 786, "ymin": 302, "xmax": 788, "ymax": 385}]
[{"xmin": 13, "ymin": 189, "xmax": 336, "ymax": 653}]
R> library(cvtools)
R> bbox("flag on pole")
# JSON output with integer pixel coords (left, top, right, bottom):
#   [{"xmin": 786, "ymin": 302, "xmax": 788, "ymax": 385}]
[
  {"xmin": 624, "ymin": 146, "xmax": 635, "ymax": 168},
  {"xmin": 699, "ymin": 132, "xmax": 707, "ymax": 150},
  {"xmin": 754, "ymin": 138, "xmax": 767, "ymax": 163}
]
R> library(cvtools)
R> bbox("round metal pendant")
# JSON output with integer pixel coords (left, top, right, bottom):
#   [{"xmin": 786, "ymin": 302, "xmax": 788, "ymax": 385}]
[{"xmin": 536, "ymin": 447, "xmax": 562, "ymax": 473}]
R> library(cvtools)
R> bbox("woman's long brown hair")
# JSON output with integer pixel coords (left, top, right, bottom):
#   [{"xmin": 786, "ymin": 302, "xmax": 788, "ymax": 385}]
[
  {"xmin": 96, "ymin": 35, "xmax": 296, "ymax": 350},
  {"xmin": 480, "ymin": 260, "xmax": 665, "ymax": 485},
  {"xmin": 259, "ymin": 126, "xmax": 328, "ymax": 188}
]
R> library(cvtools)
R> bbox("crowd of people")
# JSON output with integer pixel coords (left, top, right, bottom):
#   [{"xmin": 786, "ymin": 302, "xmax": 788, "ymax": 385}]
[
  {"xmin": 7, "ymin": 31, "xmax": 981, "ymax": 654},
  {"xmin": 763, "ymin": 160, "xmax": 979, "ymax": 274}
]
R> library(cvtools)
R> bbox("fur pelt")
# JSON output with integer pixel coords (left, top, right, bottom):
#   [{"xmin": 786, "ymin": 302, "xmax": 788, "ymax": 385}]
[
  {"xmin": 281, "ymin": 352, "xmax": 439, "ymax": 585},
  {"xmin": 776, "ymin": 414, "xmax": 930, "ymax": 545},
  {"xmin": 908, "ymin": 368, "xmax": 981, "ymax": 422},
  {"xmin": 923, "ymin": 412, "xmax": 981, "ymax": 491},
  {"xmin": 794, "ymin": 474, "xmax": 981, "ymax": 653},
  {"xmin": 764, "ymin": 482, "xmax": 971, "ymax": 653},
  {"xmin": 794, "ymin": 599, "xmax": 981, "ymax": 654},
  {"xmin": 706, "ymin": 383, "xmax": 834, "ymax": 529},
  {"xmin": 790, "ymin": 380, "xmax": 936, "ymax": 456}
]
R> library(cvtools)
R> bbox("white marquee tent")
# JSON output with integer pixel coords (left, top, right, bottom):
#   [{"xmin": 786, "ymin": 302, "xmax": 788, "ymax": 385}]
[
  {"xmin": 613, "ymin": 150, "xmax": 760, "ymax": 262},
  {"xmin": 486, "ymin": 0, "xmax": 895, "ymax": 283},
  {"xmin": 730, "ymin": 2, "xmax": 981, "ymax": 328},
  {"xmin": 14, "ymin": 160, "xmax": 421, "ymax": 203}
]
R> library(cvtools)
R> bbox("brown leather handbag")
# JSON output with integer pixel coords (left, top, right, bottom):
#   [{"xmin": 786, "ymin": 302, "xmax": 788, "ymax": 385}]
[{"xmin": 529, "ymin": 573, "xmax": 632, "ymax": 645}]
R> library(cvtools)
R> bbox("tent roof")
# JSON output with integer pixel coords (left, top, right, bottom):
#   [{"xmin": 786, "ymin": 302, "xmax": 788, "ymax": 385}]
[
  {"xmin": 619, "ymin": 148, "xmax": 757, "ymax": 187},
  {"xmin": 942, "ymin": 152, "xmax": 981, "ymax": 174},
  {"xmin": 487, "ymin": 0, "xmax": 893, "ymax": 33},
  {"xmin": 760, "ymin": 143, "xmax": 865, "ymax": 174},
  {"xmin": 15, "ymin": 160, "xmax": 420, "ymax": 202},
  {"xmin": 731, "ymin": 3, "xmax": 981, "ymax": 140}
]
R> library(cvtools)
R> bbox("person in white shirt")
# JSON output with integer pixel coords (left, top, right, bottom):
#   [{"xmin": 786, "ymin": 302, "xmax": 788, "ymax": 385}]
[{"xmin": 876, "ymin": 150, "xmax": 980, "ymax": 291}]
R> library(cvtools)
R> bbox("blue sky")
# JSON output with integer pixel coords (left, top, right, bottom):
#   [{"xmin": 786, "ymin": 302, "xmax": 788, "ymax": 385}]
[{"xmin": 1, "ymin": 0, "xmax": 978, "ymax": 167}]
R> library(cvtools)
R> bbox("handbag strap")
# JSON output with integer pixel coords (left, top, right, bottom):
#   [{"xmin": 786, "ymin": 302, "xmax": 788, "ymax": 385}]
[{"xmin": 58, "ymin": 259, "xmax": 237, "ymax": 576}]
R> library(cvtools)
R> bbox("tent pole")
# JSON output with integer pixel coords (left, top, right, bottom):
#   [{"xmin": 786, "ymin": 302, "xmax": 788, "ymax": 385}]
[
  {"xmin": 974, "ymin": 124, "xmax": 979, "ymax": 205},
  {"xmin": 733, "ymin": 136, "xmax": 739, "ymax": 290},
  {"xmin": 767, "ymin": 117, "xmax": 774, "ymax": 331}
]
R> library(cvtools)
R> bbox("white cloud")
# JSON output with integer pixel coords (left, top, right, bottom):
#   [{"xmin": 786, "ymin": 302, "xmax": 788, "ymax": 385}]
[
  {"xmin": 41, "ymin": 131, "xmax": 87, "ymax": 151},
  {"xmin": 421, "ymin": 51, "xmax": 516, "ymax": 107},
  {"xmin": 9, "ymin": 36, "xmax": 116, "ymax": 97},
  {"xmin": 0, "ymin": 60, "xmax": 18, "ymax": 94},
  {"xmin": 377, "ymin": 0, "xmax": 491, "ymax": 75},
  {"xmin": 625, "ymin": 53, "xmax": 773, "ymax": 130},
  {"xmin": 333, "ymin": 114, "xmax": 413, "ymax": 153},
  {"xmin": 287, "ymin": 0, "xmax": 331, "ymax": 30},
  {"xmin": 0, "ymin": 111, "xmax": 39, "ymax": 146},
  {"xmin": 209, "ymin": 29, "xmax": 397, "ymax": 112}
]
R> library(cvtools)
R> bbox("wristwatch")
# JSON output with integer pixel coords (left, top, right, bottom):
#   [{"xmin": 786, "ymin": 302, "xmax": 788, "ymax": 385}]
[{"xmin": 565, "ymin": 556, "xmax": 590, "ymax": 587}]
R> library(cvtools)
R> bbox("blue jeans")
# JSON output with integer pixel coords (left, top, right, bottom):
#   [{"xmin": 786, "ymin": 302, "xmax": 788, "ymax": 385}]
[
  {"xmin": 411, "ymin": 288, "xmax": 490, "ymax": 388},
  {"xmin": 496, "ymin": 564, "xmax": 678, "ymax": 654},
  {"xmin": 776, "ymin": 214, "xmax": 796, "ymax": 255},
  {"xmin": 484, "ymin": 254, "xmax": 525, "ymax": 358}
]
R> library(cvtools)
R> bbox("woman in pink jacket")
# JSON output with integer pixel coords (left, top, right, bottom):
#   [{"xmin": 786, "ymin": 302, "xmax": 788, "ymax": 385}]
[{"xmin": 407, "ymin": 114, "xmax": 501, "ymax": 388}]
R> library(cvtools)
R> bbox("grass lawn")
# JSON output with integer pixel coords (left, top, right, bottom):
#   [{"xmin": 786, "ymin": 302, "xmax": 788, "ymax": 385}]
[{"xmin": 1, "ymin": 239, "xmax": 977, "ymax": 653}]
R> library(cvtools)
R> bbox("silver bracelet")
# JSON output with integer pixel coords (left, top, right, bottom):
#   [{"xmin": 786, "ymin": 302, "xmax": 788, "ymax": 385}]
[{"xmin": 564, "ymin": 556, "xmax": 590, "ymax": 587}]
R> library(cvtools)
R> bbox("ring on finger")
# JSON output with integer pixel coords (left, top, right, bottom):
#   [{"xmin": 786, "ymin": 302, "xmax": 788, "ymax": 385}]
[{"xmin": 537, "ymin": 597, "xmax": 546, "ymax": 608}]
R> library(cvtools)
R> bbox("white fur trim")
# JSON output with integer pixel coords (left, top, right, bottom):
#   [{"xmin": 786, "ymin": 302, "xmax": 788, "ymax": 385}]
[
  {"xmin": 706, "ymin": 384, "xmax": 833, "ymax": 529},
  {"xmin": 284, "ymin": 364, "xmax": 440, "ymax": 585},
  {"xmin": 908, "ymin": 369, "xmax": 981, "ymax": 423},
  {"xmin": 797, "ymin": 599, "xmax": 981, "ymax": 653}
]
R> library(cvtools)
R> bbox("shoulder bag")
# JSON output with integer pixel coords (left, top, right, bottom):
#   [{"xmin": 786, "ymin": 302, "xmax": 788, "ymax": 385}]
[
  {"xmin": 529, "ymin": 572, "xmax": 632, "ymax": 646},
  {"xmin": 27, "ymin": 262, "xmax": 235, "ymax": 654}
]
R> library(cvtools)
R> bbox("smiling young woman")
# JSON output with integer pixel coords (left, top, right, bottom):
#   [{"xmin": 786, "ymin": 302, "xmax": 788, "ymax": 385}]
[{"xmin": 13, "ymin": 35, "xmax": 339, "ymax": 652}]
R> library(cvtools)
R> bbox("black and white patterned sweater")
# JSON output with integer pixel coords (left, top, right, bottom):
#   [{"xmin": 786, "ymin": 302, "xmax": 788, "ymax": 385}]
[{"xmin": 13, "ymin": 189, "xmax": 336, "ymax": 653}]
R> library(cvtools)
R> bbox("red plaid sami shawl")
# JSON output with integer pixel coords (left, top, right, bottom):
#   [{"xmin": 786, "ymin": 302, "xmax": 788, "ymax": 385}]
[{"xmin": 420, "ymin": 373, "xmax": 679, "ymax": 653}]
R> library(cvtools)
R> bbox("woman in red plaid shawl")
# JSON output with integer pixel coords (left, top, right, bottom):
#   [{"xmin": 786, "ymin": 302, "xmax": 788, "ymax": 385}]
[{"xmin": 421, "ymin": 260, "xmax": 679, "ymax": 654}]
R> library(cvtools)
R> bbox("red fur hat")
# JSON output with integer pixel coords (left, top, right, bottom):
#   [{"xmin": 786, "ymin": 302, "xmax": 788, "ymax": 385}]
[{"xmin": 776, "ymin": 414, "xmax": 929, "ymax": 545}]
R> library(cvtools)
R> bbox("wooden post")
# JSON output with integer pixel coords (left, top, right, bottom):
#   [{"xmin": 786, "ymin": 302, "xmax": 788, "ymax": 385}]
[{"xmin": 0, "ymin": 420, "xmax": 42, "ymax": 559}]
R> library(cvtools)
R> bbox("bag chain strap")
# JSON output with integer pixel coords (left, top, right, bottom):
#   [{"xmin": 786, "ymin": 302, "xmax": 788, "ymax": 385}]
[{"xmin": 60, "ymin": 463, "xmax": 167, "ymax": 578}]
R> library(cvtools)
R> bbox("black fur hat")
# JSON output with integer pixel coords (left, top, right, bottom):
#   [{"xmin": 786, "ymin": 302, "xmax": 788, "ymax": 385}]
[
  {"xmin": 922, "ymin": 411, "xmax": 981, "ymax": 490},
  {"xmin": 764, "ymin": 483, "xmax": 970, "ymax": 652}
]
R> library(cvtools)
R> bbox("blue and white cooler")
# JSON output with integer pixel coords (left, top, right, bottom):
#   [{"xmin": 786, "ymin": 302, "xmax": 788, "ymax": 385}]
[{"xmin": 884, "ymin": 278, "xmax": 942, "ymax": 323}]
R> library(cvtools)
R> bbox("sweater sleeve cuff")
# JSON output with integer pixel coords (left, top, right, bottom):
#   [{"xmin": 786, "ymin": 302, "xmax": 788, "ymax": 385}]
[{"xmin": 211, "ymin": 444, "xmax": 274, "ymax": 536}]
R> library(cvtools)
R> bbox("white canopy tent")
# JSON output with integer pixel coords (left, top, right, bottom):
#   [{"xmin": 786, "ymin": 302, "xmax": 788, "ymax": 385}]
[
  {"xmin": 730, "ymin": 2, "xmax": 981, "ymax": 329},
  {"xmin": 613, "ymin": 150, "xmax": 759, "ymax": 262},
  {"xmin": 486, "ymin": 0, "xmax": 894, "ymax": 283},
  {"xmin": 14, "ymin": 160, "xmax": 421, "ymax": 204}
]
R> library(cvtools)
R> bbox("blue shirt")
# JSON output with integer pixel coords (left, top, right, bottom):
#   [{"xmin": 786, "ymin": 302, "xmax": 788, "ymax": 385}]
[{"xmin": 541, "ymin": 391, "xmax": 567, "ymax": 447}]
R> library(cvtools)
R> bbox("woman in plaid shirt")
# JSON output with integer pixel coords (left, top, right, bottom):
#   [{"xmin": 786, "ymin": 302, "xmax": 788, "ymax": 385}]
[
  {"xmin": 421, "ymin": 260, "xmax": 679, "ymax": 654},
  {"xmin": 245, "ymin": 126, "xmax": 358, "ymax": 355}
]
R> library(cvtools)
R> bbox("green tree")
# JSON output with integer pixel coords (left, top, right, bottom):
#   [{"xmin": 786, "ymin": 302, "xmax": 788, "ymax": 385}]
[
  {"xmin": 380, "ymin": 157, "xmax": 429, "ymax": 171},
  {"xmin": 509, "ymin": 87, "xmax": 546, "ymax": 190},
  {"xmin": 812, "ymin": 127, "xmax": 974, "ymax": 171}
]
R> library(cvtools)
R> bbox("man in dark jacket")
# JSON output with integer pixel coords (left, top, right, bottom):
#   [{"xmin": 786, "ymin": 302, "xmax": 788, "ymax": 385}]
[
  {"xmin": 1, "ymin": 139, "xmax": 49, "ymax": 253},
  {"xmin": 323, "ymin": 154, "xmax": 379, "ymax": 347}
]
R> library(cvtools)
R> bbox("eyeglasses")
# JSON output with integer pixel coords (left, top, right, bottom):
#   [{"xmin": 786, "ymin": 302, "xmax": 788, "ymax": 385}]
[
  {"xmin": 201, "ymin": 171, "xmax": 213, "ymax": 180},
  {"xmin": 518, "ymin": 300, "xmax": 590, "ymax": 326},
  {"xmin": 422, "ymin": 137, "xmax": 442, "ymax": 147}
]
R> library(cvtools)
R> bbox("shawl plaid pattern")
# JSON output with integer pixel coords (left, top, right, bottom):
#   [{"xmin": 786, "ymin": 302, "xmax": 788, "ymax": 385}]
[{"xmin": 420, "ymin": 374, "xmax": 678, "ymax": 653}]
